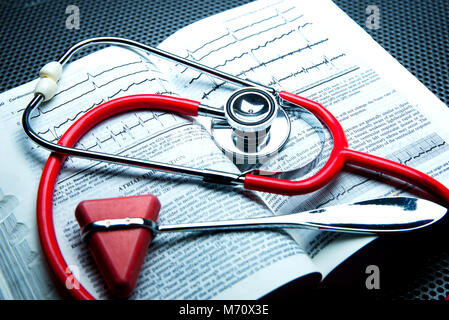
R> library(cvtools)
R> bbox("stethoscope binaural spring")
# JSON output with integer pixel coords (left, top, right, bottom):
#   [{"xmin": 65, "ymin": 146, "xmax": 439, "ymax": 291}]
[{"xmin": 22, "ymin": 37, "xmax": 449, "ymax": 202}]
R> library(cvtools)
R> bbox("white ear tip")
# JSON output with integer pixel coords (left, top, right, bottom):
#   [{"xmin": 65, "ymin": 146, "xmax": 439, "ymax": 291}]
[
  {"xmin": 35, "ymin": 61, "xmax": 62, "ymax": 101},
  {"xmin": 39, "ymin": 61, "xmax": 62, "ymax": 81},
  {"xmin": 35, "ymin": 77, "xmax": 58, "ymax": 101}
]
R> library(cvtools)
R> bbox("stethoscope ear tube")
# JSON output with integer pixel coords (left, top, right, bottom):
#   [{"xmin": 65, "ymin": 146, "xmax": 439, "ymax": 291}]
[
  {"xmin": 23, "ymin": 94, "xmax": 245, "ymax": 185},
  {"xmin": 56, "ymin": 37, "xmax": 274, "ymax": 92}
]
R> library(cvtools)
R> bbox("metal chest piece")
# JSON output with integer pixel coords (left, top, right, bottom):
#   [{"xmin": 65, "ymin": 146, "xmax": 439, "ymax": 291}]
[{"xmin": 211, "ymin": 88, "xmax": 291, "ymax": 166}]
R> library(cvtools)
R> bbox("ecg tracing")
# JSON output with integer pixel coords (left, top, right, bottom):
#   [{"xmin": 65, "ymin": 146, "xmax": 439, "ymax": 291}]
[
  {"xmin": 25, "ymin": 0, "xmax": 356, "ymax": 147},
  {"xmin": 23, "ymin": 0, "xmax": 358, "ymax": 174},
  {"xmin": 27, "ymin": 55, "xmax": 177, "ymax": 143},
  {"xmin": 170, "ymin": 1, "xmax": 356, "ymax": 103}
]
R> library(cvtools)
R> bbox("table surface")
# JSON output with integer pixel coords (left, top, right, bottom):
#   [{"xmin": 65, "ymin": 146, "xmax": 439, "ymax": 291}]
[{"xmin": 0, "ymin": 0, "xmax": 448, "ymax": 300}]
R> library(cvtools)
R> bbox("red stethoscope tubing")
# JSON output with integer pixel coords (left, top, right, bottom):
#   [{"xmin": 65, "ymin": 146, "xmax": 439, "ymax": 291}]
[
  {"xmin": 37, "ymin": 92, "xmax": 449, "ymax": 300},
  {"xmin": 245, "ymin": 91, "xmax": 449, "ymax": 206},
  {"xmin": 37, "ymin": 95, "xmax": 200, "ymax": 300}
]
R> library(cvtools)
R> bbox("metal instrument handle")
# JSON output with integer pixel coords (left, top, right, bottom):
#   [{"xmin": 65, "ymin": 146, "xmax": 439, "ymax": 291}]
[{"xmin": 80, "ymin": 197, "xmax": 447, "ymax": 239}]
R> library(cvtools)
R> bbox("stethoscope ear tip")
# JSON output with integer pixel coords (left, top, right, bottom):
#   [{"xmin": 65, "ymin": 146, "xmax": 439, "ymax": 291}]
[{"xmin": 75, "ymin": 194, "xmax": 161, "ymax": 298}]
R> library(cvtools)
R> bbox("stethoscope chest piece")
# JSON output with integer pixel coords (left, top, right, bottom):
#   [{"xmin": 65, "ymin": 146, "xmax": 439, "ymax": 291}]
[{"xmin": 211, "ymin": 88, "xmax": 291, "ymax": 165}]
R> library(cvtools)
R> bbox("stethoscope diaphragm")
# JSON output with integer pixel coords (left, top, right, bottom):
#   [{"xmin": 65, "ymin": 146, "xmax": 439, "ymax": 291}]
[{"xmin": 211, "ymin": 87, "xmax": 291, "ymax": 166}]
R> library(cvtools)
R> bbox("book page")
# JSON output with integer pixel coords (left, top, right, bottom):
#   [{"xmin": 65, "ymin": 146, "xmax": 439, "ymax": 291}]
[
  {"xmin": 0, "ymin": 46, "xmax": 317, "ymax": 299},
  {"xmin": 0, "ymin": 46, "xmax": 174, "ymax": 298},
  {"xmin": 157, "ymin": 0, "xmax": 449, "ymax": 277},
  {"xmin": 0, "ymin": 188, "xmax": 56, "ymax": 299}
]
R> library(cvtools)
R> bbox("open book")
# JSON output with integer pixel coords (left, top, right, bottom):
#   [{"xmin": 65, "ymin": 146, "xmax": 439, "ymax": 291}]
[{"xmin": 1, "ymin": 0, "xmax": 449, "ymax": 299}]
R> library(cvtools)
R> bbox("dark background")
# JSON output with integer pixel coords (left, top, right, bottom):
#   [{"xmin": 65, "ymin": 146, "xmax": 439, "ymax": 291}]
[{"xmin": 0, "ymin": 0, "xmax": 448, "ymax": 300}]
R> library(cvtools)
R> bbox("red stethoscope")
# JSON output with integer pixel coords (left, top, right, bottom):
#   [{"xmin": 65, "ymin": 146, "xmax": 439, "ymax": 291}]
[{"xmin": 22, "ymin": 38, "xmax": 449, "ymax": 299}]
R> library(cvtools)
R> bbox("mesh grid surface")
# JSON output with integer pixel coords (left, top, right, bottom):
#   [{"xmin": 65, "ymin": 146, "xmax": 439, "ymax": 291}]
[{"xmin": 0, "ymin": 0, "xmax": 448, "ymax": 300}]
